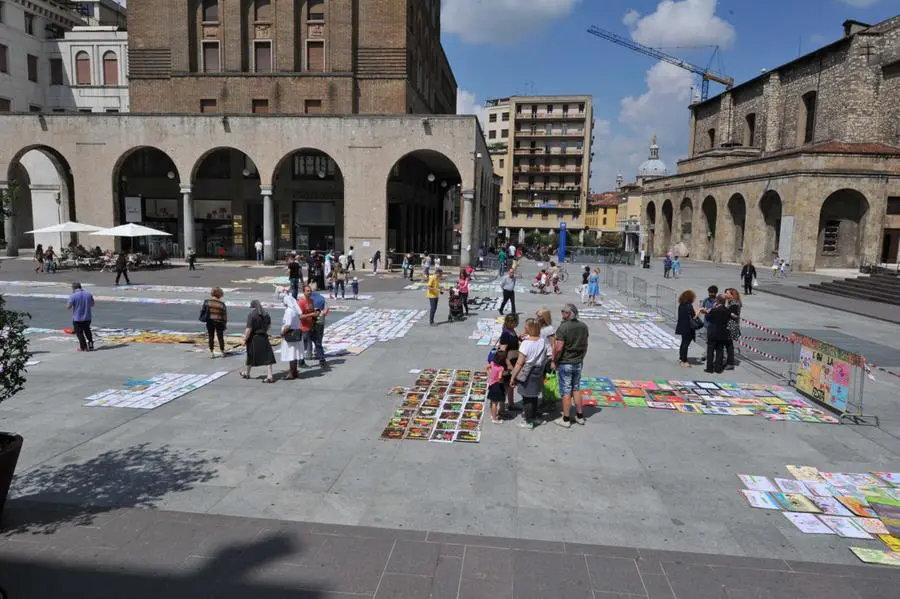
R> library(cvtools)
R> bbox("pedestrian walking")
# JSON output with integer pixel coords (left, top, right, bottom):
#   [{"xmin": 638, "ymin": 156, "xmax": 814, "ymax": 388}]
[
  {"xmin": 254, "ymin": 239, "xmax": 264, "ymax": 263},
  {"xmin": 279, "ymin": 290, "xmax": 303, "ymax": 380},
  {"xmin": 740, "ymin": 260, "xmax": 757, "ymax": 295},
  {"xmin": 114, "ymin": 251, "xmax": 130, "ymax": 285},
  {"xmin": 499, "ymin": 268, "xmax": 517, "ymax": 315},
  {"xmin": 675, "ymin": 289, "xmax": 703, "ymax": 368},
  {"xmin": 34, "ymin": 244, "xmax": 44, "ymax": 273},
  {"xmin": 497, "ymin": 248, "xmax": 508, "ymax": 277},
  {"xmin": 187, "ymin": 247, "xmax": 197, "ymax": 271},
  {"xmin": 477, "ymin": 246, "xmax": 485, "ymax": 270},
  {"xmin": 347, "ymin": 246, "xmax": 356, "ymax": 270},
  {"xmin": 580, "ymin": 266, "xmax": 590, "ymax": 303},
  {"xmin": 371, "ymin": 249, "xmax": 381, "ymax": 273},
  {"xmin": 552, "ymin": 303, "xmax": 589, "ymax": 428},
  {"xmin": 704, "ymin": 296, "xmax": 730, "ymax": 374},
  {"xmin": 66, "ymin": 282, "xmax": 94, "ymax": 352},
  {"xmin": 287, "ymin": 254, "xmax": 302, "ymax": 298},
  {"xmin": 331, "ymin": 261, "xmax": 347, "ymax": 299},
  {"xmin": 200, "ymin": 286, "xmax": 228, "ymax": 358},
  {"xmin": 426, "ymin": 267, "xmax": 444, "ymax": 326},
  {"xmin": 239, "ymin": 300, "xmax": 276, "ymax": 382}
]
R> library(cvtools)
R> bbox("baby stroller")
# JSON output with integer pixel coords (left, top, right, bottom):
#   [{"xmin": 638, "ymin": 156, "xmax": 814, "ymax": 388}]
[{"xmin": 448, "ymin": 287, "xmax": 465, "ymax": 322}]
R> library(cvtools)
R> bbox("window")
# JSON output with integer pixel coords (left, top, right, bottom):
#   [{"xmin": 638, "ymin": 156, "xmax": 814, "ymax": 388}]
[
  {"xmin": 75, "ymin": 51, "xmax": 90, "ymax": 84},
  {"xmin": 24, "ymin": 12, "xmax": 34, "ymax": 35},
  {"xmin": 202, "ymin": 0, "xmax": 219, "ymax": 22},
  {"xmin": 603, "ymin": 208, "xmax": 608, "ymax": 215},
  {"xmin": 27, "ymin": 54, "xmax": 38, "ymax": 82},
  {"xmin": 52, "ymin": 108, "xmax": 65, "ymax": 113},
  {"xmin": 547, "ymin": 104, "xmax": 553, "ymax": 114},
  {"xmin": 307, "ymin": 0, "xmax": 325, "ymax": 21},
  {"xmin": 887, "ymin": 197, "xmax": 900, "ymax": 215},
  {"xmin": 707, "ymin": 128, "xmax": 716, "ymax": 148},
  {"xmin": 252, "ymin": 99, "xmax": 269, "ymax": 113},
  {"xmin": 800, "ymin": 91, "xmax": 817, "ymax": 144},
  {"xmin": 305, "ymin": 99, "xmax": 322, "ymax": 114},
  {"xmin": 488, "ymin": 130, "xmax": 496, "ymax": 140},
  {"xmin": 603, "ymin": 217, "xmax": 607, "ymax": 226},
  {"xmin": 526, "ymin": 212, "xmax": 533, "ymax": 220},
  {"xmin": 502, "ymin": 112, "xmax": 509, "ymax": 122},
  {"xmin": 202, "ymin": 41, "xmax": 220, "ymax": 72},
  {"xmin": 29, "ymin": 104, "xmax": 41, "ymax": 112},
  {"xmin": 499, "ymin": 159, "xmax": 504, "ymax": 168},
  {"xmin": 254, "ymin": 0, "xmax": 271, "ymax": 21},
  {"xmin": 200, "ymin": 98, "xmax": 217, "ymax": 113},
  {"xmin": 0, "ymin": 98, "xmax": 9, "ymax": 112},
  {"xmin": 306, "ymin": 41, "xmax": 324, "ymax": 72},
  {"xmin": 103, "ymin": 51, "xmax": 118, "ymax": 85},
  {"xmin": 78, "ymin": 108, "xmax": 92, "ymax": 113},
  {"xmin": 578, "ymin": 103, "xmax": 584, "ymax": 112},
  {"xmin": 50, "ymin": 58, "xmax": 63, "ymax": 84},
  {"xmin": 744, "ymin": 113, "xmax": 756, "ymax": 147},
  {"xmin": 501, "ymin": 129, "xmax": 508, "ymax": 138},
  {"xmin": 254, "ymin": 41, "xmax": 272, "ymax": 72},
  {"xmin": 0, "ymin": 44, "xmax": 7, "ymax": 73},
  {"xmin": 0, "ymin": 2, "xmax": 4, "ymax": 24},
  {"xmin": 488, "ymin": 113, "xmax": 497, "ymax": 123},
  {"xmin": 105, "ymin": 108, "xmax": 119, "ymax": 113}
]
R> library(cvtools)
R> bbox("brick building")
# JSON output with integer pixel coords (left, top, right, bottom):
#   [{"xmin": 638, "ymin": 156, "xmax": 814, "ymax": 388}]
[
  {"xmin": 642, "ymin": 16, "xmax": 900, "ymax": 271},
  {"xmin": 127, "ymin": 0, "xmax": 456, "ymax": 115}
]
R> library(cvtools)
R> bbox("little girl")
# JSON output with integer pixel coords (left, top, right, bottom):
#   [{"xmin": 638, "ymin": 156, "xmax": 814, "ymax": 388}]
[
  {"xmin": 457, "ymin": 269, "xmax": 470, "ymax": 315},
  {"xmin": 486, "ymin": 349, "xmax": 508, "ymax": 424}
]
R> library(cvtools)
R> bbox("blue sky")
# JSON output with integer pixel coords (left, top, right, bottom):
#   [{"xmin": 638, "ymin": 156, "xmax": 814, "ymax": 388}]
[{"xmin": 443, "ymin": 0, "xmax": 898, "ymax": 191}]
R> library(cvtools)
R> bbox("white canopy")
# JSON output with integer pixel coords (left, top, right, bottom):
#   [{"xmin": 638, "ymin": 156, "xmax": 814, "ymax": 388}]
[
  {"xmin": 90, "ymin": 223, "xmax": 173, "ymax": 238},
  {"xmin": 25, "ymin": 221, "xmax": 103, "ymax": 234}
]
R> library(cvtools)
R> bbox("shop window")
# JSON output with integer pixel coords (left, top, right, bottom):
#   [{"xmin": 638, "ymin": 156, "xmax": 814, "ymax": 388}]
[{"xmin": 103, "ymin": 51, "xmax": 118, "ymax": 85}]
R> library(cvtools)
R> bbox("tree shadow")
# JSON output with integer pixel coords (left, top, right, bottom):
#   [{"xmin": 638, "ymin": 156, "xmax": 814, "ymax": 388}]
[{"xmin": 3, "ymin": 443, "xmax": 221, "ymax": 534}]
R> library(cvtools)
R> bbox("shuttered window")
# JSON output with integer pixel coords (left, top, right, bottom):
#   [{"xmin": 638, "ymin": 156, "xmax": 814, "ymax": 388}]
[
  {"xmin": 103, "ymin": 51, "xmax": 118, "ymax": 85},
  {"xmin": 254, "ymin": 41, "xmax": 272, "ymax": 73},
  {"xmin": 306, "ymin": 41, "xmax": 324, "ymax": 72},
  {"xmin": 75, "ymin": 51, "xmax": 90, "ymax": 84},
  {"xmin": 202, "ymin": 42, "xmax": 220, "ymax": 72}
]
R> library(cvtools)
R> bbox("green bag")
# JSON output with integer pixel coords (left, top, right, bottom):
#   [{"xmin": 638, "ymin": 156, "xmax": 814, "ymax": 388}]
[{"xmin": 542, "ymin": 372, "xmax": 561, "ymax": 403}]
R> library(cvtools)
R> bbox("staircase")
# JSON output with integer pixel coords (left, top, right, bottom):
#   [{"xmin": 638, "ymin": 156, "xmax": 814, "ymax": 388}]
[{"xmin": 802, "ymin": 272, "xmax": 900, "ymax": 306}]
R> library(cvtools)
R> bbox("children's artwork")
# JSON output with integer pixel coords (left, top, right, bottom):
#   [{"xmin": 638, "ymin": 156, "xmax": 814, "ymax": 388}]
[
  {"xmin": 872, "ymin": 472, "xmax": 900, "ymax": 487},
  {"xmin": 607, "ymin": 322, "xmax": 680, "ymax": 349},
  {"xmin": 785, "ymin": 465, "xmax": 825, "ymax": 483},
  {"xmin": 849, "ymin": 547, "xmax": 900, "ymax": 567},
  {"xmin": 793, "ymin": 334, "xmax": 862, "ymax": 413},
  {"xmin": 321, "ymin": 308, "xmax": 424, "ymax": 355},
  {"xmin": 466, "ymin": 296, "xmax": 503, "ymax": 312},
  {"xmin": 805, "ymin": 482, "xmax": 836, "ymax": 497},
  {"xmin": 771, "ymin": 493, "xmax": 821, "ymax": 513},
  {"xmin": 739, "ymin": 475, "xmax": 778, "ymax": 493},
  {"xmin": 2, "ymin": 292, "xmax": 293, "ymax": 312},
  {"xmin": 775, "ymin": 478, "xmax": 810, "ymax": 495},
  {"xmin": 818, "ymin": 516, "xmax": 873, "ymax": 539},
  {"xmin": 835, "ymin": 496, "xmax": 878, "ymax": 518},
  {"xmin": 809, "ymin": 496, "xmax": 853, "ymax": 516},
  {"xmin": 878, "ymin": 534, "xmax": 900, "ymax": 552},
  {"xmin": 741, "ymin": 490, "xmax": 780, "ymax": 510},
  {"xmin": 853, "ymin": 517, "xmax": 890, "ymax": 535},
  {"xmin": 868, "ymin": 499, "xmax": 900, "ymax": 536},
  {"xmin": 120, "ymin": 285, "xmax": 245, "ymax": 294},
  {"xmin": 782, "ymin": 512, "xmax": 834, "ymax": 534},
  {"xmin": 84, "ymin": 372, "xmax": 228, "ymax": 409},
  {"xmin": 470, "ymin": 318, "xmax": 502, "ymax": 346}
]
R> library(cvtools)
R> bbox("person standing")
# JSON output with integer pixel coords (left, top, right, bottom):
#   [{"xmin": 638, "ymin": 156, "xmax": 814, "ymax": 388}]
[
  {"xmin": 510, "ymin": 318, "xmax": 549, "ymax": 429},
  {"xmin": 338, "ymin": 251, "xmax": 348, "ymax": 271},
  {"xmin": 287, "ymin": 254, "xmax": 302, "ymax": 299},
  {"xmin": 347, "ymin": 246, "xmax": 356, "ymax": 271},
  {"xmin": 675, "ymin": 289, "xmax": 701, "ymax": 368},
  {"xmin": 587, "ymin": 268, "xmax": 600, "ymax": 306},
  {"xmin": 672, "ymin": 256, "xmax": 681, "ymax": 279},
  {"xmin": 499, "ymin": 268, "xmax": 517, "ymax": 315},
  {"xmin": 254, "ymin": 239, "xmax": 264, "ymax": 263},
  {"xmin": 66, "ymin": 282, "xmax": 95, "ymax": 352},
  {"xmin": 34, "ymin": 244, "xmax": 44, "ymax": 273},
  {"xmin": 740, "ymin": 260, "xmax": 757, "ymax": 295},
  {"xmin": 552, "ymin": 303, "xmax": 589, "ymax": 428},
  {"xmin": 701, "ymin": 285, "xmax": 717, "ymax": 329},
  {"xmin": 187, "ymin": 247, "xmax": 197, "ymax": 271},
  {"xmin": 114, "ymin": 251, "xmax": 130, "ymax": 285},
  {"xmin": 310, "ymin": 289, "xmax": 330, "ymax": 368},
  {"xmin": 508, "ymin": 242, "xmax": 516, "ymax": 259},
  {"xmin": 704, "ymin": 296, "xmax": 730, "ymax": 374},
  {"xmin": 456, "ymin": 269, "xmax": 470, "ymax": 315},
  {"xmin": 201, "ymin": 287, "xmax": 228, "ymax": 358},
  {"xmin": 297, "ymin": 285, "xmax": 318, "ymax": 368},
  {"xmin": 279, "ymin": 290, "xmax": 303, "ymax": 379},
  {"xmin": 239, "ymin": 300, "xmax": 276, "ymax": 382},
  {"xmin": 402, "ymin": 254, "xmax": 410, "ymax": 279},
  {"xmin": 372, "ymin": 249, "xmax": 381, "ymax": 274},
  {"xmin": 497, "ymin": 247, "xmax": 508, "ymax": 277},
  {"xmin": 331, "ymin": 261, "xmax": 346, "ymax": 299},
  {"xmin": 477, "ymin": 246, "xmax": 485, "ymax": 270},
  {"xmin": 426, "ymin": 267, "xmax": 443, "ymax": 326},
  {"xmin": 663, "ymin": 255, "xmax": 672, "ymax": 278},
  {"xmin": 724, "ymin": 288, "xmax": 742, "ymax": 370},
  {"xmin": 44, "ymin": 246, "xmax": 57, "ymax": 273}
]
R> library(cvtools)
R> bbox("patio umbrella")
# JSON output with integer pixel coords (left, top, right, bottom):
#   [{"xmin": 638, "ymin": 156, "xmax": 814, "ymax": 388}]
[
  {"xmin": 25, "ymin": 221, "xmax": 103, "ymax": 234},
  {"xmin": 89, "ymin": 223, "xmax": 172, "ymax": 237}
]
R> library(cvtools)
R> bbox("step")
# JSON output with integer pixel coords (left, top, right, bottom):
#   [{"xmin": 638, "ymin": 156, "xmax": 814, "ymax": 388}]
[
  {"xmin": 817, "ymin": 277, "xmax": 900, "ymax": 293},
  {"xmin": 810, "ymin": 282, "xmax": 900, "ymax": 302},
  {"xmin": 816, "ymin": 280, "xmax": 900, "ymax": 297},
  {"xmin": 803, "ymin": 285, "xmax": 900, "ymax": 306}
]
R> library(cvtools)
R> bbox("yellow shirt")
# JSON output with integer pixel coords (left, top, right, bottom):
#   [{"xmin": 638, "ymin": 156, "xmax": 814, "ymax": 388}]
[{"xmin": 426, "ymin": 275, "xmax": 441, "ymax": 299}]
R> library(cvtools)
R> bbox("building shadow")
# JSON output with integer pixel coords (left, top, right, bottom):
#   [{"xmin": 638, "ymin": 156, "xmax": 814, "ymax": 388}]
[{"xmin": 3, "ymin": 443, "xmax": 221, "ymax": 535}]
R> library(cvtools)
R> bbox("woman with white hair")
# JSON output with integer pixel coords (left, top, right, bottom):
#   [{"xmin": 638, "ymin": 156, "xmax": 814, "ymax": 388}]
[{"xmin": 279, "ymin": 290, "xmax": 304, "ymax": 379}]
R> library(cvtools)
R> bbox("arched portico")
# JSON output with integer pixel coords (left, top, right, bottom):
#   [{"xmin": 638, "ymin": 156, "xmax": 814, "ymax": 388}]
[
  {"xmin": 816, "ymin": 189, "xmax": 869, "ymax": 269},
  {"xmin": 759, "ymin": 190, "xmax": 783, "ymax": 262},
  {"xmin": 660, "ymin": 199, "xmax": 674, "ymax": 256},
  {"xmin": 700, "ymin": 196, "xmax": 717, "ymax": 261},
  {"xmin": 645, "ymin": 201, "xmax": 656, "ymax": 257},
  {"xmin": 724, "ymin": 193, "xmax": 746, "ymax": 263},
  {"xmin": 678, "ymin": 197, "xmax": 693, "ymax": 256}
]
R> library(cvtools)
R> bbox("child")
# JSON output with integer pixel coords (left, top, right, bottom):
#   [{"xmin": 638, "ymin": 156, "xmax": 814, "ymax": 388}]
[
  {"xmin": 351, "ymin": 277, "xmax": 359, "ymax": 299},
  {"xmin": 581, "ymin": 265, "xmax": 590, "ymax": 303},
  {"xmin": 486, "ymin": 349, "xmax": 508, "ymax": 424},
  {"xmin": 187, "ymin": 247, "xmax": 197, "ymax": 271},
  {"xmin": 402, "ymin": 254, "xmax": 410, "ymax": 279},
  {"xmin": 672, "ymin": 256, "xmax": 681, "ymax": 279}
]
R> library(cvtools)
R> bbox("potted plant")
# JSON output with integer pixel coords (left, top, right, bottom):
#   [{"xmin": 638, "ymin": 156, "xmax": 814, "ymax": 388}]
[{"xmin": 0, "ymin": 293, "xmax": 30, "ymax": 518}]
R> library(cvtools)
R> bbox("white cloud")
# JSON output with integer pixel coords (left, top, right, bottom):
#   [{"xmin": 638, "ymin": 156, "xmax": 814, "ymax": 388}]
[
  {"xmin": 624, "ymin": 0, "xmax": 736, "ymax": 48},
  {"xmin": 456, "ymin": 89, "xmax": 485, "ymax": 126},
  {"xmin": 442, "ymin": 0, "xmax": 581, "ymax": 45},
  {"xmin": 837, "ymin": 0, "xmax": 881, "ymax": 7}
]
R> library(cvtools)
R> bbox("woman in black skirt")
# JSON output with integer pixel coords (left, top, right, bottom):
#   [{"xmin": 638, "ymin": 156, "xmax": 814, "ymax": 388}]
[{"xmin": 240, "ymin": 300, "xmax": 276, "ymax": 383}]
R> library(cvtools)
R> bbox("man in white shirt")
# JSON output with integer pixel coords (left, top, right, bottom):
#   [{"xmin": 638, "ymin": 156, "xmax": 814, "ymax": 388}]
[
  {"xmin": 338, "ymin": 252, "xmax": 348, "ymax": 270},
  {"xmin": 508, "ymin": 243, "xmax": 516, "ymax": 257},
  {"xmin": 254, "ymin": 239, "xmax": 263, "ymax": 263},
  {"xmin": 347, "ymin": 246, "xmax": 356, "ymax": 271}
]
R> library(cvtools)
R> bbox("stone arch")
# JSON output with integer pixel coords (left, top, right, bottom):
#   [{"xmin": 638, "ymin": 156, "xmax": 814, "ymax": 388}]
[
  {"xmin": 701, "ymin": 195, "xmax": 717, "ymax": 261},
  {"xmin": 386, "ymin": 149, "xmax": 463, "ymax": 255},
  {"xmin": 645, "ymin": 201, "xmax": 656, "ymax": 257},
  {"xmin": 759, "ymin": 190, "xmax": 783, "ymax": 261},
  {"xmin": 3, "ymin": 145, "xmax": 76, "ymax": 256},
  {"xmin": 660, "ymin": 199, "xmax": 674, "ymax": 255},
  {"xmin": 725, "ymin": 193, "xmax": 746, "ymax": 263},
  {"xmin": 271, "ymin": 147, "xmax": 344, "ymax": 256},
  {"xmin": 678, "ymin": 197, "xmax": 693, "ymax": 255},
  {"xmin": 816, "ymin": 189, "xmax": 869, "ymax": 269},
  {"xmin": 111, "ymin": 146, "xmax": 181, "ymax": 253}
]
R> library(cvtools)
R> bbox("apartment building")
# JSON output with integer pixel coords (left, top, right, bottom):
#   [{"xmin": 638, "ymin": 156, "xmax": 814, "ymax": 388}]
[
  {"xmin": 126, "ymin": 0, "xmax": 456, "ymax": 115},
  {"xmin": 487, "ymin": 95, "xmax": 594, "ymax": 243}
]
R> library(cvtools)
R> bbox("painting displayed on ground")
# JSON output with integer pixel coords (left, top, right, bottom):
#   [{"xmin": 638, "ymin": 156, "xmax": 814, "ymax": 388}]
[
  {"xmin": 607, "ymin": 322, "xmax": 680, "ymax": 349},
  {"xmin": 466, "ymin": 296, "xmax": 502, "ymax": 311},
  {"xmin": 0, "ymin": 280, "xmax": 95, "ymax": 288},
  {"xmin": 404, "ymin": 281, "xmax": 525, "ymax": 293},
  {"xmin": 4, "ymin": 292, "xmax": 351, "ymax": 312},
  {"xmin": 84, "ymin": 372, "xmax": 228, "ymax": 409},
  {"xmin": 381, "ymin": 369, "xmax": 487, "ymax": 443},
  {"xmin": 322, "ymin": 307, "xmax": 424, "ymax": 355},
  {"xmin": 738, "ymin": 466, "xmax": 900, "ymax": 565},
  {"xmin": 470, "ymin": 317, "xmax": 502, "ymax": 346},
  {"xmin": 577, "ymin": 378, "xmax": 840, "ymax": 423},
  {"xmin": 793, "ymin": 333, "xmax": 862, "ymax": 413}
]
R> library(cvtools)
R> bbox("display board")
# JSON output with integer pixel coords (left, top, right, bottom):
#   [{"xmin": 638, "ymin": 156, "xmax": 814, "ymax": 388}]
[{"xmin": 793, "ymin": 333, "xmax": 864, "ymax": 415}]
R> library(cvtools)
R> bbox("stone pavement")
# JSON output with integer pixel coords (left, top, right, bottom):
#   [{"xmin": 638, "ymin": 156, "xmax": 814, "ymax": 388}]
[
  {"xmin": 3, "ymin": 502, "xmax": 899, "ymax": 599},
  {"xmin": 2, "ymin": 258, "xmax": 900, "ymax": 596}
]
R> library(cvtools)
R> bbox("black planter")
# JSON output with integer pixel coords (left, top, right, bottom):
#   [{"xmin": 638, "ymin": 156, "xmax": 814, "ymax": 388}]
[{"xmin": 0, "ymin": 433, "xmax": 23, "ymax": 521}]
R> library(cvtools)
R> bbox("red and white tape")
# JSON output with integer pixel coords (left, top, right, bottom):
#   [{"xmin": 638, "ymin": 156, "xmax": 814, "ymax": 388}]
[{"xmin": 740, "ymin": 318, "xmax": 792, "ymax": 341}]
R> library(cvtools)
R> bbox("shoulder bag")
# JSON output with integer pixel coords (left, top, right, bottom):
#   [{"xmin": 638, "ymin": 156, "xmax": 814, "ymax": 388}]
[
  {"xmin": 198, "ymin": 300, "xmax": 209, "ymax": 323},
  {"xmin": 282, "ymin": 328, "xmax": 303, "ymax": 343}
]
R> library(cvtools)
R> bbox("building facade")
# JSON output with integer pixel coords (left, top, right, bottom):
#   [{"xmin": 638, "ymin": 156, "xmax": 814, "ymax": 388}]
[
  {"xmin": 642, "ymin": 16, "xmax": 900, "ymax": 271},
  {"xmin": 127, "ymin": 0, "xmax": 456, "ymax": 115},
  {"xmin": 47, "ymin": 25, "xmax": 129, "ymax": 113},
  {"xmin": 616, "ymin": 136, "xmax": 669, "ymax": 254},
  {"xmin": 585, "ymin": 192, "xmax": 619, "ymax": 235},
  {"xmin": 485, "ymin": 95, "xmax": 594, "ymax": 244}
]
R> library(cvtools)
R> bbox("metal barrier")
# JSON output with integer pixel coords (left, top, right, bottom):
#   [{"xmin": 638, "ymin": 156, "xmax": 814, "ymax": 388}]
[
  {"xmin": 616, "ymin": 270, "xmax": 628, "ymax": 295},
  {"xmin": 655, "ymin": 284, "xmax": 678, "ymax": 324},
  {"xmin": 632, "ymin": 277, "xmax": 648, "ymax": 307},
  {"xmin": 603, "ymin": 266, "xmax": 615, "ymax": 287}
]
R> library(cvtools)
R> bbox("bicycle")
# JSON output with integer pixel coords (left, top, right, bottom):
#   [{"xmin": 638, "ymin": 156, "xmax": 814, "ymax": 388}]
[{"xmin": 558, "ymin": 265, "xmax": 569, "ymax": 283}]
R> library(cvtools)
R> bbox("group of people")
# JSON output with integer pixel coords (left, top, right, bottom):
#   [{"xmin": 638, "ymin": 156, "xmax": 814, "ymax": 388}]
[
  {"xmin": 675, "ymin": 284, "xmax": 743, "ymax": 374},
  {"xmin": 531, "ymin": 262, "xmax": 562, "ymax": 295},
  {"xmin": 285, "ymin": 250, "xmax": 359, "ymax": 300},
  {"xmin": 486, "ymin": 304, "xmax": 590, "ymax": 430},
  {"xmin": 663, "ymin": 254, "xmax": 682, "ymax": 279}
]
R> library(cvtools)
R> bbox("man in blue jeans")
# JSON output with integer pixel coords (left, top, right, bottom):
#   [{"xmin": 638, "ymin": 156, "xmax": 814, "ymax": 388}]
[
  {"xmin": 66, "ymin": 281, "xmax": 95, "ymax": 352},
  {"xmin": 552, "ymin": 303, "xmax": 589, "ymax": 428}
]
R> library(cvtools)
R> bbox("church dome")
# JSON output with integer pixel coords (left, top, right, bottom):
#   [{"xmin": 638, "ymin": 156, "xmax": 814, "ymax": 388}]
[{"xmin": 637, "ymin": 135, "xmax": 667, "ymax": 178}]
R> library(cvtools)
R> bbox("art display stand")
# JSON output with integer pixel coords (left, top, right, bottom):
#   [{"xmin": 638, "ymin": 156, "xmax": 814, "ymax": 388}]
[{"xmin": 790, "ymin": 333, "xmax": 878, "ymax": 426}]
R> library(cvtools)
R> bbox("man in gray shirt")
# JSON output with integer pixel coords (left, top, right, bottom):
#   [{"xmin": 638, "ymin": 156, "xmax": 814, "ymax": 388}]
[
  {"xmin": 499, "ymin": 269, "xmax": 517, "ymax": 315},
  {"xmin": 552, "ymin": 303, "xmax": 589, "ymax": 428}
]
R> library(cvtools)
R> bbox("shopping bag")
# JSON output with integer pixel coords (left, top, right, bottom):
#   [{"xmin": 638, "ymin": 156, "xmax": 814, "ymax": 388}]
[
  {"xmin": 542, "ymin": 372, "xmax": 561, "ymax": 403},
  {"xmin": 752, "ymin": 278, "xmax": 759, "ymax": 288}
]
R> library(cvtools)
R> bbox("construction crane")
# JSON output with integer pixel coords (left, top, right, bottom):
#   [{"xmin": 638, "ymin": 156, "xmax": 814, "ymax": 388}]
[{"xmin": 587, "ymin": 25, "xmax": 734, "ymax": 101}]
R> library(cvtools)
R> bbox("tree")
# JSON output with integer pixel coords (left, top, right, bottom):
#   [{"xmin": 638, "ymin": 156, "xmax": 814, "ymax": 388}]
[
  {"xmin": 0, "ymin": 181, "xmax": 19, "ymax": 219},
  {"xmin": 0, "ymin": 294, "xmax": 31, "ymax": 403}
]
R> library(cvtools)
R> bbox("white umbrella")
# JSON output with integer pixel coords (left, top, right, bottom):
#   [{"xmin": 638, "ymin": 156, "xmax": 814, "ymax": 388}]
[
  {"xmin": 90, "ymin": 223, "xmax": 172, "ymax": 237},
  {"xmin": 26, "ymin": 221, "xmax": 103, "ymax": 234}
]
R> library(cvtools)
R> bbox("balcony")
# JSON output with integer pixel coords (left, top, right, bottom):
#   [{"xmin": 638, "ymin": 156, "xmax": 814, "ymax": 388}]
[
  {"xmin": 515, "ymin": 130, "xmax": 586, "ymax": 139},
  {"xmin": 513, "ymin": 147, "xmax": 546, "ymax": 155},
  {"xmin": 516, "ymin": 112, "xmax": 587, "ymax": 121},
  {"xmin": 512, "ymin": 165, "xmax": 583, "ymax": 174},
  {"xmin": 511, "ymin": 199, "xmax": 580, "ymax": 210},
  {"xmin": 513, "ymin": 185, "xmax": 582, "ymax": 194}
]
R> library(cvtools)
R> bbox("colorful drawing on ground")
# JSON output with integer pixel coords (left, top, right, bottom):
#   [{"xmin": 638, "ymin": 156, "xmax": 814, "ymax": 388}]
[
  {"xmin": 607, "ymin": 322, "xmax": 679, "ymax": 349},
  {"xmin": 120, "ymin": 285, "xmax": 246, "ymax": 293},
  {"xmin": 576, "ymin": 377, "xmax": 841, "ymax": 424},
  {"xmin": 404, "ymin": 280, "xmax": 525, "ymax": 293},
  {"xmin": 737, "ymin": 465, "xmax": 900, "ymax": 564},
  {"xmin": 794, "ymin": 333, "xmax": 862, "ymax": 413},
  {"xmin": 321, "ymin": 307, "xmax": 424, "ymax": 355},
  {"xmin": 84, "ymin": 371, "xmax": 228, "ymax": 409},
  {"xmin": 0, "ymin": 292, "xmax": 351, "ymax": 312},
  {"xmin": 0, "ymin": 280, "xmax": 95, "ymax": 288},
  {"xmin": 466, "ymin": 296, "xmax": 502, "ymax": 311},
  {"xmin": 381, "ymin": 368, "xmax": 487, "ymax": 443},
  {"xmin": 470, "ymin": 318, "xmax": 502, "ymax": 346}
]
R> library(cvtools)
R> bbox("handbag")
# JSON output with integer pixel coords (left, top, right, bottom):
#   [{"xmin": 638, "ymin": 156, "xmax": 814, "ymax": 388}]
[
  {"xmin": 691, "ymin": 316, "xmax": 705, "ymax": 330},
  {"xmin": 515, "ymin": 361, "xmax": 534, "ymax": 383},
  {"xmin": 198, "ymin": 300, "xmax": 208, "ymax": 323},
  {"xmin": 282, "ymin": 328, "xmax": 303, "ymax": 343}
]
